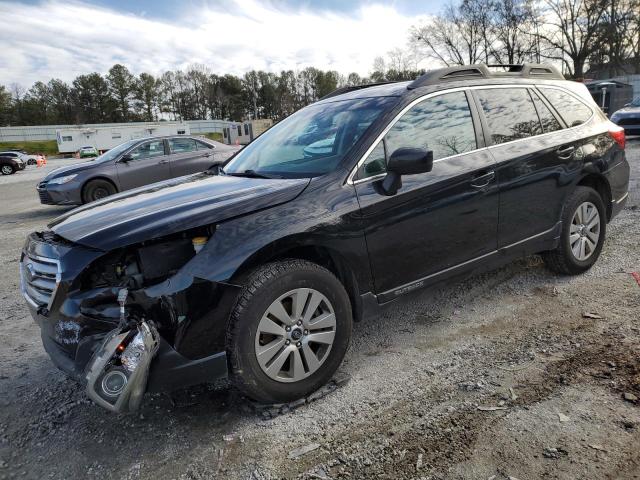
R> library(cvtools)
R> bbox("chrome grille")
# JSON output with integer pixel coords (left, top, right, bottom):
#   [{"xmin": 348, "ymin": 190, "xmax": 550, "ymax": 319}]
[{"xmin": 20, "ymin": 253, "xmax": 61, "ymax": 309}]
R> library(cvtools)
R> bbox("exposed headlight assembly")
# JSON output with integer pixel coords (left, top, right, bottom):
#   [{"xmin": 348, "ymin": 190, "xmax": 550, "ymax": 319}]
[
  {"xmin": 85, "ymin": 289, "xmax": 160, "ymax": 413},
  {"xmin": 48, "ymin": 174, "xmax": 78, "ymax": 185}
]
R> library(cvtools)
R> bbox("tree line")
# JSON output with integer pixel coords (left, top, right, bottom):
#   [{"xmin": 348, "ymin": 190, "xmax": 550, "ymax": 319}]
[
  {"xmin": 408, "ymin": 0, "xmax": 639, "ymax": 79},
  {"xmin": 1, "ymin": 0, "xmax": 638, "ymax": 128}
]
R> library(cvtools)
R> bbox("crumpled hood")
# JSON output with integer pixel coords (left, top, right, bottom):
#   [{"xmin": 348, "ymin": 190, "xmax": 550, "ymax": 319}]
[{"xmin": 49, "ymin": 173, "xmax": 310, "ymax": 250}]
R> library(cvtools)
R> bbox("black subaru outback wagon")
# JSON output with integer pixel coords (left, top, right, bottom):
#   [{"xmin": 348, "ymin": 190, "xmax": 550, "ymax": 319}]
[{"xmin": 21, "ymin": 64, "xmax": 630, "ymax": 412}]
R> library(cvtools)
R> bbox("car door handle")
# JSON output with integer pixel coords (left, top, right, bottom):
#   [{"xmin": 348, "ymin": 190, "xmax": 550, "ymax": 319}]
[
  {"xmin": 470, "ymin": 171, "xmax": 495, "ymax": 188},
  {"xmin": 556, "ymin": 145, "xmax": 575, "ymax": 159},
  {"xmin": 158, "ymin": 159, "xmax": 169, "ymax": 165}
]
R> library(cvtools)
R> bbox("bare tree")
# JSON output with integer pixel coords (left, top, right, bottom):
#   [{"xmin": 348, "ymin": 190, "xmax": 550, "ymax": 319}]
[
  {"xmin": 490, "ymin": 0, "xmax": 539, "ymax": 64},
  {"xmin": 593, "ymin": 0, "xmax": 640, "ymax": 75},
  {"xmin": 410, "ymin": 0, "xmax": 493, "ymax": 66},
  {"xmin": 536, "ymin": 0, "xmax": 609, "ymax": 78}
]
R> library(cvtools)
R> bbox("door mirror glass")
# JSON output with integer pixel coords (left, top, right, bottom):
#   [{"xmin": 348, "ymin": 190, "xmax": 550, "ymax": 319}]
[{"xmin": 388, "ymin": 147, "xmax": 434, "ymax": 175}]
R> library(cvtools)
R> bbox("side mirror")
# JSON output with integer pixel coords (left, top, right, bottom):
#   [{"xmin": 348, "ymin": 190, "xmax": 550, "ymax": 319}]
[
  {"xmin": 120, "ymin": 154, "xmax": 133, "ymax": 163},
  {"xmin": 388, "ymin": 147, "xmax": 434, "ymax": 175},
  {"xmin": 375, "ymin": 148, "xmax": 434, "ymax": 196}
]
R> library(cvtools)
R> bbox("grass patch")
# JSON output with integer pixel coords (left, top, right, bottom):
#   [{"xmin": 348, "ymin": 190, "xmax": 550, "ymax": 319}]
[
  {"xmin": 0, "ymin": 140, "xmax": 59, "ymax": 155},
  {"xmin": 200, "ymin": 132, "xmax": 224, "ymax": 142}
]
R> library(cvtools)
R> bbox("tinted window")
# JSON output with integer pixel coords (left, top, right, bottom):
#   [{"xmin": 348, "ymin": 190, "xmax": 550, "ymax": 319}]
[
  {"xmin": 129, "ymin": 140, "xmax": 165, "ymax": 160},
  {"xmin": 356, "ymin": 141, "xmax": 386, "ymax": 180},
  {"xmin": 530, "ymin": 90, "xmax": 562, "ymax": 133},
  {"xmin": 539, "ymin": 87, "xmax": 592, "ymax": 127},
  {"xmin": 196, "ymin": 140, "xmax": 213, "ymax": 150},
  {"xmin": 477, "ymin": 88, "xmax": 542, "ymax": 144},
  {"xmin": 169, "ymin": 138, "xmax": 197, "ymax": 153},
  {"xmin": 356, "ymin": 92, "xmax": 477, "ymax": 181},
  {"xmin": 387, "ymin": 92, "xmax": 476, "ymax": 160}
]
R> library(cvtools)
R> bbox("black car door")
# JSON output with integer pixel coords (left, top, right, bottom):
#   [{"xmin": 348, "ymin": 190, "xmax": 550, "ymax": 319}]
[
  {"xmin": 473, "ymin": 86, "xmax": 579, "ymax": 247},
  {"xmin": 167, "ymin": 137, "xmax": 216, "ymax": 176},
  {"xmin": 352, "ymin": 90, "xmax": 499, "ymax": 299}
]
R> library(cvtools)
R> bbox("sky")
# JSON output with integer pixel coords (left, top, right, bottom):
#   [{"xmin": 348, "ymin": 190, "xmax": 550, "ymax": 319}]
[{"xmin": 0, "ymin": 0, "xmax": 443, "ymax": 89}]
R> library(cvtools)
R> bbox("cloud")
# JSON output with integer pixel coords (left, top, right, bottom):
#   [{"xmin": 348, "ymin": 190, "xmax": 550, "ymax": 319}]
[{"xmin": 0, "ymin": 0, "xmax": 431, "ymax": 88}]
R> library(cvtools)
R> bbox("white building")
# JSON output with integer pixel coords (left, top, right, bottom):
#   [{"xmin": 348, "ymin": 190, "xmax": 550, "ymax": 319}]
[
  {"xmin": 56, "ymin": 122, "xmax": 190, "ymax": 153},
  {"xmin": 222, "ymin": 119, "xmax": 273, "ymax": 145}
]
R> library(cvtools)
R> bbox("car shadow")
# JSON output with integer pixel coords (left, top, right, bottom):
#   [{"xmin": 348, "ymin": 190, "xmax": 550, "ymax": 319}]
[{"xmin": 0, "ymin": 207, "xmax": 73, "ymax": 225}]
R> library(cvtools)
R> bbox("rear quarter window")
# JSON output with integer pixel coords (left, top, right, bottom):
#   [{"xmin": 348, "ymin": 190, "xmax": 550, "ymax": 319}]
[{"xmin": 539, "ymin": 87, "xmax": 593, "ymax": 128}]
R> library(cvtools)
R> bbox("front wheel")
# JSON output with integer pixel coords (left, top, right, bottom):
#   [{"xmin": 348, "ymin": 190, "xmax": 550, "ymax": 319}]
[
  {"xmin": 82, "ymin": 179, "xmax": 116, "ymax": 203},
  {"xmin": 542, "ymin": 186, "xmax": 606, "ymax": 275},
  {"xmin": 227, "ymin": 260, "xmax": 352, "ymax": 404},
  {"xmin": 1, "ymin": 164, "xmax": 15, "ymax": 175}
]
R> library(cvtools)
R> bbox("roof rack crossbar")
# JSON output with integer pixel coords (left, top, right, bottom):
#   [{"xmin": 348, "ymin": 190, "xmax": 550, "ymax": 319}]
[{"xmin": 407, "ymin": 63, "xmax": 564, "ymax": 89}]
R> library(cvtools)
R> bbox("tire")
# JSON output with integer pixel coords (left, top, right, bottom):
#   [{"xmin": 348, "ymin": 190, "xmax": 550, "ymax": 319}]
[
  {"xmin": 27, "ymin": 159, "xmax": 36, "ymax": 166},
  {"xmin": 82, "ymin": 179, "xmax": 116, "ymax": 203},
  {"xmin": 542, "ymin": 186, "xmax": 606, "ymax": 275},
  {"xmin": 1, "ymin": 164, "xmax": 15, "ymax": 175},
  {"xmin": 227, "ymin": 259, "xmax": 352, "ymax": 404}
]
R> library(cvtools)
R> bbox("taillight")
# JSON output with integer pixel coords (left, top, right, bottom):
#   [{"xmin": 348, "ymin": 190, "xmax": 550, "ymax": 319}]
[{"xmin": 608, "ymin": 124, "xmax": 625, "ymax": 150}]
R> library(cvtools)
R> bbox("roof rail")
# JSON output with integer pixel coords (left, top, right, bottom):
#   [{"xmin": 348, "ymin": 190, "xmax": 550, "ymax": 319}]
[
  {"xmin": 407, "ymin": 63, "xmax": 564, "ymax": 89},
  {"xmin": 320, "ymin": 81, "xmax": 397, "ymax": 100}
]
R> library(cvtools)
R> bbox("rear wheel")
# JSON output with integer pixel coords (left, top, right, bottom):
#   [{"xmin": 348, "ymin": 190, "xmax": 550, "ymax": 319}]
[
  {"xmin": 227, "ymin": 260, "xmax": 352, "ymax": 403},
  {"xmin": 1, "ymin": 164, "xmax": 15, "ymax": 175},
  {"xmin": 542, "ymin": 186, "xmax": 606, "ymax": 275},
  {"xmin": 82, "ymin": 179, "xmax": 116, "ymax": 203}
]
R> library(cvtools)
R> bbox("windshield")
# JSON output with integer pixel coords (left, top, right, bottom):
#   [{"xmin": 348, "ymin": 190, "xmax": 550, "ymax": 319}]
[
  {"xmin": 89, "ymin": 139, "xmax": 141, "ymax": 162},
  {"xmin": 223, "ymin": 97, "xmax": 396, "ymax": 178}
]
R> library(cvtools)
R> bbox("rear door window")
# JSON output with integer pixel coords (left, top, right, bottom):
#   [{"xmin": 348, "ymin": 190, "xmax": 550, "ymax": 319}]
[
  {"xmin": 476, "ymin": 88, "xmax": 542, "ymax": 144},
  {"xmin": 168, "ymin": 138, "xmax": 198, "ymax": 154},
  {"xmin": 196, "ymin": 140, "xmax": 214, "ymax": 150},
  {"xmin": 538, "ymin": 87, "xmax": 593, "ymax": 127},
  {"xmin": 530, "ymin": 90, "xmax": 562, "ymax": 133}
]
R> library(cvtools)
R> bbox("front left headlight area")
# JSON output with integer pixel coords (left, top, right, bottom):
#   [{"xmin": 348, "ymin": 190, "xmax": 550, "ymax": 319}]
[
  {"xmin": 76, "ymin": 225, "xmax": 215, "ymax": 293},
  {"xmin": 48, "ymin": 174, "xmax": 78, "ymax": 185}
]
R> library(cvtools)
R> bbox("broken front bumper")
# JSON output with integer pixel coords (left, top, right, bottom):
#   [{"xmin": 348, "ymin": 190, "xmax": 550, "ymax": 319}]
[{"xmin": 21, "ymin": 232, "xmax": 236, "ymax": 394}]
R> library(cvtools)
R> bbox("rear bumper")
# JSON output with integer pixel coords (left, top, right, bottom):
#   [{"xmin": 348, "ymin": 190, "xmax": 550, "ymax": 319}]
[
  {"xmin": 604, "ymin": 156, "xmax": 630, "ymax": 221},
  {"xmin": 611, "ymin": 192, "xmax": 628, "ymax": 219}
]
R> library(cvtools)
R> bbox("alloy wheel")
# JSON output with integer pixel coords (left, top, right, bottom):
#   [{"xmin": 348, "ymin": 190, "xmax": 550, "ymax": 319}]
[
  {"xmin": 569, "ymin": 201, "xmax": 600, "ymax": 261},
  {"xmin": 1, "ymin": 165, "xmax": 13, "ymax": 175},
  {"xmin": 254, "ymin": 288, "xmax": 336, "ymax": 383}
]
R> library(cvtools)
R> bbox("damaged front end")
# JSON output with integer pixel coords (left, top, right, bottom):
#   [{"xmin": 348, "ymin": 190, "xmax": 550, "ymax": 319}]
[
  {"xmin": 21, "ymin": 228, "xmax": 239, "ymax": 413},
  {"xmin": 85, "ymin": 303, "xmax": 160, "ymax": 413}
]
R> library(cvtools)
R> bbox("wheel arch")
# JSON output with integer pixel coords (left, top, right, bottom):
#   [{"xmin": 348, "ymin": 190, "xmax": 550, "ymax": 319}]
[
  {"xmin": 230, "ymin": 241, "xmax": 364, "ymax": 322},
  {"xmin": 576, "ymin": 173, "xmax": 612, "ymax": 221}
]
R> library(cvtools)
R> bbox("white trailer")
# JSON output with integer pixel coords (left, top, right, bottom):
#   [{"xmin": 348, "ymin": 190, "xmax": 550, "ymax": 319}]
[{"xmin": 55, "ymin": 122, "xmax": 190, "ymax": 154}]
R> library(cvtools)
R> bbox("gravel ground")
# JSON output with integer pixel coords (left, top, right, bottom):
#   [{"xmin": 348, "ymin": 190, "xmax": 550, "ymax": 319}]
[{"xmin": 1, "ymin": 143, "xmax": 639, "ymax": 480}]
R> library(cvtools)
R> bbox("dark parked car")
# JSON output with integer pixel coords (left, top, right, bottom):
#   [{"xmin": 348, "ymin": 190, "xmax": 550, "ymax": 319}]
[
  {"xmin": 610, "ymin": 96, "xmax": 640, "ymax": 135},
  {"xmin": 37, "ymin": 136, "xmax": 240, "ymax": 205},
  {"xmin": 0, "ymin": 154, "xmax": 26, "ymax": 174},
  {"xmin": 21, "ymin": 64, "xmax": 630, "ymax": 412}
]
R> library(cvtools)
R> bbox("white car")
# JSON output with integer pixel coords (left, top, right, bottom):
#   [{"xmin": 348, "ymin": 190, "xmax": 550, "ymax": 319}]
[{"xmin": 78, "ymin": 146, "xmax": 99, "ymax": 158}]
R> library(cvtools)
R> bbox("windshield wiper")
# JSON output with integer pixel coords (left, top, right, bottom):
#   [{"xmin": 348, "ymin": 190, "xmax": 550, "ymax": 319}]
[{"xmin": 225, "ymin": 169, "xmax": 277, "ymax": 179}]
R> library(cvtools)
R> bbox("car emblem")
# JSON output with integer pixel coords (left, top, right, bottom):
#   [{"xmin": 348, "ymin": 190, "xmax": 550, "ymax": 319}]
[{"xmin": 25, "ymin": 263, "xmax": 35, "ymax": 282}]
